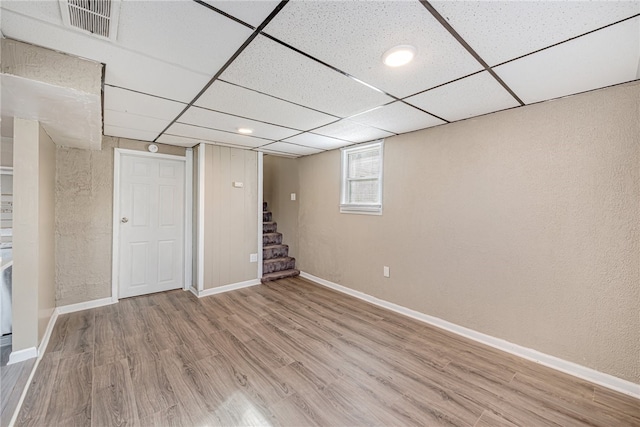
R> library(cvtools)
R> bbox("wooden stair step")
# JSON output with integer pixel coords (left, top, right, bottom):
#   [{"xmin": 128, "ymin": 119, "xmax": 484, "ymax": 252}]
[{"xmin": 261, "ymin": 269, "xmax": 300, "ymax": 283}]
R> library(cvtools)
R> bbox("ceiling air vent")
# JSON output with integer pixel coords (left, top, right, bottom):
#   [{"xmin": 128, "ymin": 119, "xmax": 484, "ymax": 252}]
[{"xmin": 59, "ymin": 0, "xmax": 120, "ymax": 41}]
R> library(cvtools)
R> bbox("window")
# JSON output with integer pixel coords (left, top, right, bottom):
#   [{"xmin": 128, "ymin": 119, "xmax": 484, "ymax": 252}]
[{"xmin": 340, "ymin": 140, "xmax": 384, "ymax": 214}]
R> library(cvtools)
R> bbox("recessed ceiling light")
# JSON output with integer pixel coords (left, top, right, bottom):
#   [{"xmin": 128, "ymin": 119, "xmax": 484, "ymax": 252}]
[
  {"xmin": 382, "ymin": 45, "xmax": 416, "ymax": 67},
  {"xmin": 237, "ymin": 128, "xmax": 253, "ymax": 134}
]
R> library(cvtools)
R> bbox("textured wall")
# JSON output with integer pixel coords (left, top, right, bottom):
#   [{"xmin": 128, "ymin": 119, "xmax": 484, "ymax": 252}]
[
  {"xmin": 203, "ymin": 145, "xmax": 258, "ymax": 289},
  {"xmin": 297, "ymin": 82, "xmax": 640, "ymax": 384},
  {"xmin": 55, "ymin": 137, "xmax": 185, "ymax": 306},
  {"xmin": 263, "ymin": 155, "xmax": 299, "ymax": 258},
  {"xmin": 1, "ymin": 39, "xmax": 101, "ymax": 95}
]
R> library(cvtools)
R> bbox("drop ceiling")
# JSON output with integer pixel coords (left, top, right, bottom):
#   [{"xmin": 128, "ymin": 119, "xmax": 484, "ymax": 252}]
[{"xmin": 1, "ymin": 0, "xmax": 638, "ymax": 157}]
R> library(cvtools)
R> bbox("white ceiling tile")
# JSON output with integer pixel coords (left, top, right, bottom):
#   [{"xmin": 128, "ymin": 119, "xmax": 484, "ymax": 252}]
[
  {"xmin": 104, "ymin": 110, "xmax": 170, "ymax": 134},
  {"xmin": 104, "ymin": 50, "xmax": 212, "ymax": 103},
  {"xmin": 166, "ymin": 123, "xmax": 271, "ymax": 148},
  {"xmin": 0, "ymin": 9, "xmax": 212, "ymax": 102},
  {"xmin": 263, "ymin": 1, "xmax": 482, "ymax": 98},
  {"xmin": 204, "ymin": 1, "xmax": 281, "ymax": 27},
  {"xmin": 313, "ymin": 121, "xmax": 395, "ymax": 143},
  {"xmin": 405, "ymin": 71, "xmax": 520, "ymax": 122},
  {"xmin": 220, "ymin": 35, "xmax": 393, "ymax": 117},
  {"xmin": 104, "ymin": 86, "xmax": 186, "ymax": 120},
  {"xmin": 157, "ymin": 134, "xmax": 201, "ymax": 148},
  {"xmin": 178, "ymin": 106, "xmax": 299, "ymax": 141},
  {"xmin": 283, "ymin": 133, "xmax": 352, "ymax": 151},
  {"xmin": 432, "ymin": 1, "xmax": 640, "ymax": 66},
  {"xmin": 494, "ymin": 18, "xmax": 640, "ymax": 105},
  {"xmin": 104, "ymin": 125, "xmax": 159, "ymax": 142},
  {"xmin": 1, "ymin": 1, "xmax": 63, "ymax": 25},
  {"xmin": 260, "ymin": 142, "xmax": 324, "ymax": 156},
  {"xmin": 195, "ymin": 81, "xmax": 337, "ymax": 130},
  {"xmin": 348, "ymin": 102, "xmax": 446, "ymax": 134},
  {"xmin": 116, "ymin": 0, "xmax": 252, "ymax": 75}
]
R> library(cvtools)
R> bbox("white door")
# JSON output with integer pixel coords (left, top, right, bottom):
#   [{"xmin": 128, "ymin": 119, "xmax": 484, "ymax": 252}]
[{"xmin": 118, "ymin": 154, "xmax": 185, "ymax": 298}]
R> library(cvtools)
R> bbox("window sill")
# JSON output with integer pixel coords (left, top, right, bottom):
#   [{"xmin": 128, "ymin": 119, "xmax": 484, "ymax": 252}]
[{"xmin": 340, "ymin": 205, "xmax": 382, "ymax": 215}]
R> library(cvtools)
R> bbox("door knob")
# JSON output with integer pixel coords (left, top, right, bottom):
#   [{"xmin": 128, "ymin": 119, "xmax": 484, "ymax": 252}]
[{"xmin": 121, "ymin": 217, "xmax": 129, "ymax": 223}]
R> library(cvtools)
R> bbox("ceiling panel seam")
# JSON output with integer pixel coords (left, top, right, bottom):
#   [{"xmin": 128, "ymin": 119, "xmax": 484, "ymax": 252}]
[
  {"xmin": 174, "ymin": 121, "xmax": 275, "ymax": 142},
  {"xmin": 153, "ymin": 0, "xmax": 290, "ymax": 143},
  {"xmin": 217, "ymin": 79, "xmax": 342, "ymax": 118},
  {"xmin": 191, "ymin": 0, "xmax": 255, "ymax": 30},
  {"xmin": 491, "ymin": 13, "xmax": 640, "ymax": 69},
  {"xmin": 190, "ymin": 105, "xmax": 304, "ymax": 132},
  {"xmin": 104, "ymin": 84, "xmax": 188, "ymax": 105},
  {"xmin": 259, "ymin": 32, "xmax": 448, "ymax": 123},
  {"xmin": 400, "ymin": 70, "xmax": 485, "ymax": 100},
  {"xmin": 419, "ymin": 0, "xmax": 525, "ymax": 106}
]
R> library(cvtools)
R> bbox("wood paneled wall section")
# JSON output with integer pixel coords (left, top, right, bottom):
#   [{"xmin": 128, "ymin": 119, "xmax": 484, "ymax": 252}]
[{"xmin": 203, "ymin": 146, "xmax": 258, "ymax": 289}]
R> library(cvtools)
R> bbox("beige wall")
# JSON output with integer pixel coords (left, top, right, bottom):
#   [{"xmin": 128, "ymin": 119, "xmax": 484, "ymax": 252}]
[
  {"xmin": 263, "ymin": 155, "xmax": 299, "ymax": 258},
  {"xmin": 202, "ymin": 145, "xmax": 258, "ymax": 288},
  {"xmin": 37, "ymin": 126, "xmax": 55, "ymax": 342},
  {"xmin": 12, "ymin": 118, "xmax": 56, "ymax": 351},
  {"xmin": 297, "ymin": 82, "xmax": 640, "ymax": 384},
  {"xmin": 55, "ymin": 137, "xmax": 185, "ymax": 306}
]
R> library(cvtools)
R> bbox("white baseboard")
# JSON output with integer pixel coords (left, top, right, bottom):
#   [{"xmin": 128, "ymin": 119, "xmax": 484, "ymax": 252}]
[
  {"xmin": 56, "ymin": 296, "xmax": 116, "ymax": 315},
  {"xmin": 38, "ymin": 308, "xmax": 58, "ymax": 356},
  {"xmin": 7, "ymin": 346, "xmax": 37, "ymax": 365},
  {"xmin": 191, "ymin": 279, "xmax": 260, "ymax": 298},
  {"xmin": 300, "ymin": 271, "xmax": 640, "ymax": 399}
]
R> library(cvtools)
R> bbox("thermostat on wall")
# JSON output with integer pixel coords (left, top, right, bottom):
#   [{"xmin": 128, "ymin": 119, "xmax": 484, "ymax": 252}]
[{"xmin": 148, "ymin": 144, "xmax": 158, "ymax": 153}]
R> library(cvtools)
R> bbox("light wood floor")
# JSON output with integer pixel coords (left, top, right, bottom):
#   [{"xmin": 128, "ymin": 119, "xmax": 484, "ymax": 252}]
[
  {"xmin": 15, "ymin": 277, "xmax": 640, "ymax": 426},
  {"xmin": 1, "ymin": 345, "xmax": 35, "ymax": 427}
]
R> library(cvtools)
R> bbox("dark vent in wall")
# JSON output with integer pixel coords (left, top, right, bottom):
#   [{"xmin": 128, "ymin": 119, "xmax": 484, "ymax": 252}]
[{"xmin": 60, "ymin": 0, "xmax": 120, "ymax": 40}]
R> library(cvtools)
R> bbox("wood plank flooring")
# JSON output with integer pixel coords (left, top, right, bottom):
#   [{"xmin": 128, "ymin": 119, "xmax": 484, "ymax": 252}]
[
  {"xmin": 1, "ymin": 346, "xmax": 35, "ymax": 427},
  {"xmin": 15, "ymin": 277, "xmax": 640, "ymax": 426}
]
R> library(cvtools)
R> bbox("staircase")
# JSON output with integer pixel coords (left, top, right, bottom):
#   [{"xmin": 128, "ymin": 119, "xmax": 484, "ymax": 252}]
[{"xmin": 261, "ymin": 201, "xmax": 300, "ymax": 283}]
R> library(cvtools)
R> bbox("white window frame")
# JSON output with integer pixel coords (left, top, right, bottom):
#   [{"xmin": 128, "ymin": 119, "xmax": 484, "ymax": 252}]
[{"xmin": 340, "ymin": 140, "xmax": 384, "ymax": 215}]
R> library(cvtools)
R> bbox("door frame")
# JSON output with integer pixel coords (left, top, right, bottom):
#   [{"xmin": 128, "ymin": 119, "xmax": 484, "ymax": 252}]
[{"xmin": 111, "ymin": 148, "xmax": 193, "ymax": 302}]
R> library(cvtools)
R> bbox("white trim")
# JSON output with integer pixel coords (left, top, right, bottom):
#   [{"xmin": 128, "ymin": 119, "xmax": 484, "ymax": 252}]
[
  {"xmin": 257, "ymin": 152, "xmax": 263, "ymax": 279},
  {"xmin": 111, "ymin": 148, "xmax": 121, "ymax": 303},
  {"xmin": 197, "ymin": 143, "xmax": 205, "ymax": 292},
  {"xmin": 56, "ymin": 297, "xmax": 115, "ymax": 314},
  {"xmin": 0, "ymin": 334, "xmax": 11, "ymax": 347},
  {"xmin": 340, "ymin": 140, "xmax": 384, "ymax": 215},
  {"xmin": 299, "ymin": 271, "xmax": 640, "ymax": 399},
  {"xmin": 184, "ymin": 148, "xmax": 193, "ymax": 291},
  {"xmin": 1, "ymin": 260, "xmax": 13, "ymax": 273},
  {"xmin": 112, "ymin": 148, "xmax": 189, "ymax": 301},
  {"xmin": 7, "ymin": 347, "xmax": 37, "ymax": 365},
  {"xmin": 191, "ymin": 279, "xmax": 260, "ymax": 298},
  {"xmin": 37, "ymin": 308, "xmax": 57, "ymax": 355},
  {"xmin": 115, "ymin": 148, "xmax": 186, "ymax": 161}
]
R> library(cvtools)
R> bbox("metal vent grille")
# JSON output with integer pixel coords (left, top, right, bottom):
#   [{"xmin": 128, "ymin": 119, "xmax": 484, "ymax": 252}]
[{"xmin": 59, "ymin": 0, "xmax": 120, "ymax": 41}]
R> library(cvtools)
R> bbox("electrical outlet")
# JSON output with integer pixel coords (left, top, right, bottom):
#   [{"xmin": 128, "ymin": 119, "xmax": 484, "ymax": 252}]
[
  {"xmin": 250, "ymin": 253, "xmax": 258, "ymax": 262},
  {"xmin": 383, "ymin": 266, "xmax": 390, "ymax": 278},
  {"xmin": 233, "ymin": 182, "xmax": 244, "ymax": 188},
  {"xmin": 291, "ymin": 193, "xmax": 296, "ymax": 201}
]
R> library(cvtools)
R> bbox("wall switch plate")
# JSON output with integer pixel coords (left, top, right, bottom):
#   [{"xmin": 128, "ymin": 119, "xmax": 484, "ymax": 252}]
[
  {"xmin": 291, "ymin": 193, "xmax": 296, "ymax": 201},
  {"xmin": 250, "ymin": 253, "xmax": 258, "ymax": 262},
  {"xmin": 233, "ymin": 182, "xmax": 244, "ymax": 188},
  {"xmin": 383, "ymin": 266, "xmax": 390, "ymax": 277}
]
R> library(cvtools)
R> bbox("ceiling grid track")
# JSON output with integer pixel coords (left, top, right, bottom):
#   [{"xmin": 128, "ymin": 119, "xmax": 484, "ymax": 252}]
[
  {"xmin": 260, "ymin": 32, "xmax": 450, "ymax": 124},
  {"xmin": 153, "ymin": 0, "xmax": 290, "ymax": 143},
  {"xmin": 37, "ymin": 0, "xmax": 640, "ymax": 156},
  {"xmin": 419, "ymin": 0, "xmax": 525, "ymax": 107}
]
